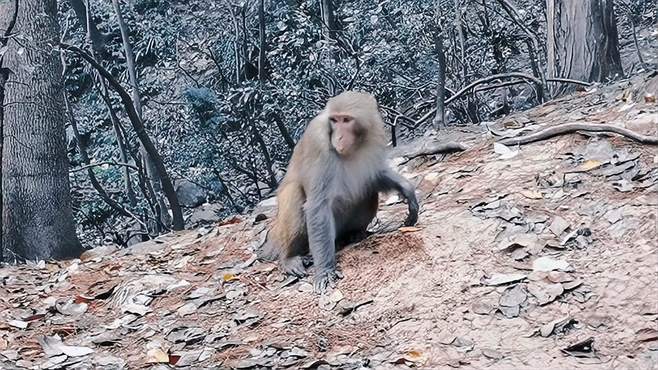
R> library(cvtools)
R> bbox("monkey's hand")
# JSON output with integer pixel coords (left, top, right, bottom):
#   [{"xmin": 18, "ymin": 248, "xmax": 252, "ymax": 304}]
[
  {"xmin": 313, "ymin": 269, "xmax": 339, "ymax": 293},
  {"xmin": 376, "ymin": 169, "xmax": 419, "ymax": 227}
]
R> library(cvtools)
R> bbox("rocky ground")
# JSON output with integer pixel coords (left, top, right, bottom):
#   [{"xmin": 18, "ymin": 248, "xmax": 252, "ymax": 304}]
[{"xmin": 1, "ymin": 72, "xmax": 657, "ymax": 369}]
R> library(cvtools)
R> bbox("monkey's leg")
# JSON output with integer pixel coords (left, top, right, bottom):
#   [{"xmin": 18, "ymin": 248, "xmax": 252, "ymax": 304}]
[
  {"xmin": 377, "ymin": 170, "xmax": 419, "ymax": 226},
  {"xmin": 304, "ymin": 200, "xmax": 338, "ymax": 293}
]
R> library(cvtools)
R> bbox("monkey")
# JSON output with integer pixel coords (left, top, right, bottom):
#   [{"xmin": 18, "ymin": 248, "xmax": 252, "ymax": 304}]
[{"xmin": 260, "ymin": 91, "xmax": 418, "ymax": 293}]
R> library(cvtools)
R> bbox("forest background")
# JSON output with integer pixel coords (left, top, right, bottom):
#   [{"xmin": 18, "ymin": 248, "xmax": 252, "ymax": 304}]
[{"xmin": 0, "ymin": 0, "xmax": 655, "ymax": 261}]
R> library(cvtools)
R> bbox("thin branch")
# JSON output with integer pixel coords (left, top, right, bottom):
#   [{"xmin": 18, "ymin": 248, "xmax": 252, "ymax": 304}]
[
  {"xmin": 473, "ymin": 79, "xmax": 530, "ymax": 93},
  {"xmin": 545, "ymin": 77, "xmax": 592, "ymax": 87},
  {"xmin": 446, "ymin": 72, "xmax": 543, "ymax": 105},
  {"xmin": 498, "ymin": 123, "xmax": 658, "ymax": 146},
  {"xmin": 70, "ymin": 161, "xmax": 138, "ymax": 173}
]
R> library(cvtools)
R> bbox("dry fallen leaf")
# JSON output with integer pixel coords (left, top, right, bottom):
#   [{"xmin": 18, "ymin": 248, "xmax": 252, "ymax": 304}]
[
  {"xmin": 520, "ymin": 190, "xmax": 543, "ymax": 199},
  {"xmin": 532, "ymin": 256, "xmax": 571, "ymax": 272},
  {"xmin": 561, "ymin": 337, "xmax": 596, "ymax": 358},
  {"xmin": 147, "ymin": 347, "xmax": 170, "ymax": 363},
  {"xmin": 636, "ymin": 328, "xmax": 658, "ymax": 342},
  {"xmin": 7, "ymin": 320, "xmax": 28, "ymax": 329},
  {"xmin": 527, "ymin": 282, "xmax": 564, "ymax": 305},
  {"xmin": 398, "ymin": 226, "xmax": 422, "ymax": 233},
  {"xmin": 576, "ymin": 160, "xmax": 603, "ymax": 172},
  {"xmin": 38, "ymin": 335, "xmax": 94, "ymax": 357},
  {"xmin": 494, "ymin": 142, "xmax": 519, "ymax": 160},
  {"xmin": 391, "ymin": 350, "xmax": 427, "ymax": 365},
  {"xmin": 482, "ymin": 273, "xmax": 527, "ymax": 286}
]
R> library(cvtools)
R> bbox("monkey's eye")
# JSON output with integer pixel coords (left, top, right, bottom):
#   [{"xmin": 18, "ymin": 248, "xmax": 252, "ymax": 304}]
[{"xmin": 329, "ymin": 117, "xmax": 337, "ymax": 124}]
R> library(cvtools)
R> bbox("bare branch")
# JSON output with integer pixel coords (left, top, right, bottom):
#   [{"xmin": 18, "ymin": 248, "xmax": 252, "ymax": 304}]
[
  {"xmin": 498, "ymin": 123, "xmax": 658, "ymax": 146},
  {"xmin": 70, "ymin": 161, "xmax": 138, "ymax": 173},
  {"xmin": 545, "ymin": 77, "xmax": 592, "ymax": 87}
]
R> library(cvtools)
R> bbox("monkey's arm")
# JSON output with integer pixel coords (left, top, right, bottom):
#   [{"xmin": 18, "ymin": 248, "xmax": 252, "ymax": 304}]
[{"xmin": 377, "ymin": 170, "xmax": 419, "ymax": 226}]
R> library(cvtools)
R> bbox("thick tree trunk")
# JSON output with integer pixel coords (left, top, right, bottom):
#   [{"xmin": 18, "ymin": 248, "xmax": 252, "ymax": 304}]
[
  {"xmin": 1, "ymin": 0, "xmax": 19, "ymax": 262},
  {"xmin": 0, "ymin": 68, "xmax": 5, "ymax": 261},
  {"xmin": 546, "ymin": 0, "xmax": 623, "ymax": 95},
  {"xmin": 1, "ymin": 0, "xmax": 82, "ymax": 261}
]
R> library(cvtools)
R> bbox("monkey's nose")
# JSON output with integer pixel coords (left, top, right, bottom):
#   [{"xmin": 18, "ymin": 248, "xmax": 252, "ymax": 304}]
[{"xmin": 335, "ymin": 137, "xmax": 349, "ymax": 154}]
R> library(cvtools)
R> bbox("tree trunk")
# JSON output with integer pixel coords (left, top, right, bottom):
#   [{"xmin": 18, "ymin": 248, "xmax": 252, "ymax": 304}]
[
  {"xmin": 546, "ymin": 0, "xmax": 623, "ymax": 95},
  {"xmin": 320, "ymin": 0, "xmax": 336, "ymax": 41},
  {"xmin": 0, "ymin": 67, "xmax": 5, "ymax": 261},
  {"xmin": 69, "ymin": 0, "xmax": 106, "ymax": 54},
  {"xmin": 1, "ymin": 0, "xmax": 82, "ymax": 261},
  {"xmin": 1, "ymin": 0, "xmax": 19, "ymax": 262},
  {"xmin": 98, "ymin": 80, "xmax": 137, "ymax": 206},
  {"xmin": 432, "ymin": 30, "xmax": 447, "ymax": 130},
  {"xmin": 257, "ymin": 0, "xmax": 266, "ymax": 83},
  {"xmin": 112, "ymin": 0, "xmax": 176, "ymax": 229},
  {"xmin": 453, "ymin": 0, "xmax": 467, "ymax": 80}
]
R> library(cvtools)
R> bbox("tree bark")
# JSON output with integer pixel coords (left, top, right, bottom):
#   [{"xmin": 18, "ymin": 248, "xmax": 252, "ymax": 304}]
[
  {"xmin": 1, "ymin": 0, "xmax": 83, "ymax": 261},
  {"xmin": 546, "ymin": 0, "xmax": 623, "ymax": 96},
  {"xmin": 0, "ymin": 0, "xmax": 19, "ymax": 261}
]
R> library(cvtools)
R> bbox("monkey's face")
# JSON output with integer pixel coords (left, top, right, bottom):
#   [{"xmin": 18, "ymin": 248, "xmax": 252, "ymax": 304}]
[{"xmin": 329, "ymin": 113, "xmax": 364, "ymax": 157}]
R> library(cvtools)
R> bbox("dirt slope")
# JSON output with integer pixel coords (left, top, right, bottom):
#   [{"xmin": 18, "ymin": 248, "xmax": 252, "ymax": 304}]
[{"xmin": 1, "ymin": 73, "xmax": 657, "ymax": 369}]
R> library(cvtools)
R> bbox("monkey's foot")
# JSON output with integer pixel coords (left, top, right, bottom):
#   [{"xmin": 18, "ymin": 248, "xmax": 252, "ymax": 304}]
[
  {"xmin": 280, "ymin": 256, "xmax": 307, "ymax": 277},
  {"xmin": 313, "ymin": 270, "xmax": 339, "ymax": 294}
]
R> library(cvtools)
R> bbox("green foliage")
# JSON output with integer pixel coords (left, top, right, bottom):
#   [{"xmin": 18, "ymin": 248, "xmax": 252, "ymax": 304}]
[{"xmin": 184, "ymin": 87, "xmax": 219, "ymax": 126}]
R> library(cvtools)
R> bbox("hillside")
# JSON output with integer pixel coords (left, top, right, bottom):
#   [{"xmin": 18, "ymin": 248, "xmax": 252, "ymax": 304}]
[{"xmin": 1, "ymin": 73, "xmax": 656, "ymax": 369}]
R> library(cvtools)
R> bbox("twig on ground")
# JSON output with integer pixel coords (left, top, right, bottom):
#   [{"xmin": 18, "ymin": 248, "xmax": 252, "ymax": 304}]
[
  {"xmin": 498, "ymin": 123, "xmax": 658, "ymax": 146},
  {"xmin": 403, "ymin": 141, "xmax": 468, "ymax": 159}
]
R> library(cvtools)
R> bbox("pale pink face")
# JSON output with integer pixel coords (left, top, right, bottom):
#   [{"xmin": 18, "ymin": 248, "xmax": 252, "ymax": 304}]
[{"xmin": 329, "ymin": 113, "xmax": 364, "ymax": 156}]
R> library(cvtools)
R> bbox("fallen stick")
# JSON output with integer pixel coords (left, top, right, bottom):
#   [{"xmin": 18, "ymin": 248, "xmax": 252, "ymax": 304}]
[
  {"xmin": 498, "ymin": 123, "xmax": 658, "ymax": 146},
  {"xmin": 404, "ymin": 141, "xmax": 468, "ymax": 159}
]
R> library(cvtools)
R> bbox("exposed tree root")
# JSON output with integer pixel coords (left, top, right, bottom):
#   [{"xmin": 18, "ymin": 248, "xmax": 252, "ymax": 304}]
[{"xmin": 498, "ymin": 123, "xmax": 658, "ymax": 146}]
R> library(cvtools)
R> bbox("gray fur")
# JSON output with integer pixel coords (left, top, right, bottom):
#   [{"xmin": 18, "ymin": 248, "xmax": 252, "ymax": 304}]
[{"xmin": 302, "ymin": 153, "xmax": 419, "ymax": 293}]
